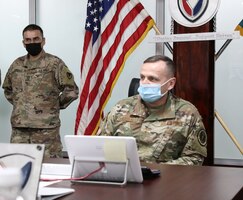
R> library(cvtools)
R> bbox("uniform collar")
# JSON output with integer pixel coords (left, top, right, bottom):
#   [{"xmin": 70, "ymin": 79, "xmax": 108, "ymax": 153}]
[
  {"xmin": 23, "ymin": 50, "xmax": 46, "ymax": 67},
  {"xmin": 137, "ymin": 92, "xmax": 176, "ymax": 121}
]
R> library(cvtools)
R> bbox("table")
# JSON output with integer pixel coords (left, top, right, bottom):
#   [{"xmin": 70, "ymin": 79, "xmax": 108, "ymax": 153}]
[{"xmin": 44, "ymin": 159, "xmax": 243, "ymax": 200}]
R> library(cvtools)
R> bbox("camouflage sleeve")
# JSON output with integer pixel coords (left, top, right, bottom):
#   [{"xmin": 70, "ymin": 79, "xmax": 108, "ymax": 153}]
[
  {"xmin": 165, "ymin": 116, "xmax": 207, "ymax": 166},
  {"xmin": 56, "ymin": 61, "xmax": 79, "ymax": 109},
  {"xmin": 164, "ymin": 155, "xmax": 204, "ymax": 165},
  {"xmin": 2, "ymin": 69, "xmax": 13, "ymax": 104},
  {"xmin": 98, "ymin": 111, "xmax": 115, "ymax": 136}
]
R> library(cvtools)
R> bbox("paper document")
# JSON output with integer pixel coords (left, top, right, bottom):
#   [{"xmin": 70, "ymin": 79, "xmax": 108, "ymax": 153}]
[
  {"xmin": 38, "ymin": 187, "xmax": 74, "ymax": 200},
  {"xmin": 41, "ymin": 163, "xmax": 71, "ymax": 181},
  {"xmin": 38, "ymin": 163, "xmax": 74, "ymax": 199}
]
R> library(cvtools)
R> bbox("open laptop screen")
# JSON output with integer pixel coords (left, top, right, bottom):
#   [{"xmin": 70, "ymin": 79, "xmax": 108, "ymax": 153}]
[{"xmin": 64, "ymin": 135, "xmax": 143, "ymax": 185}]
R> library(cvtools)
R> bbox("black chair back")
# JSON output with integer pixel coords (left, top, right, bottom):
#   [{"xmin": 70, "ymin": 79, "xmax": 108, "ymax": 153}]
[{"xmin": 128, "ymin": 78, "xmax": 140, "ymax": 97}]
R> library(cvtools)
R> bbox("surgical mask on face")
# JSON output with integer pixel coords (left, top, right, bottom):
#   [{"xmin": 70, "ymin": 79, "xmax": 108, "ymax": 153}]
[
  {"xmin": 137, "ymin": 79, "xmax": 171, "ymax": 103},
  {"xmin": 25, "ymin": 43, "xmax": 42, "ymax": 56}
]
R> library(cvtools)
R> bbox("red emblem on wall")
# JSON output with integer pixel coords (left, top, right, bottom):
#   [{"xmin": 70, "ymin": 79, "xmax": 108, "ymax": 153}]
[{"xmin": 178, "ymin": 0, "xmax": 209, "ymax": 22}]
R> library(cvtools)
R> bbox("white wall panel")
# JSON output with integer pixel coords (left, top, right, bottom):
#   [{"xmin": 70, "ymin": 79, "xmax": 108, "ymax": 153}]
[{"xmin": 0, "ymin": 0, "xmax": 29, "ymax": 143}]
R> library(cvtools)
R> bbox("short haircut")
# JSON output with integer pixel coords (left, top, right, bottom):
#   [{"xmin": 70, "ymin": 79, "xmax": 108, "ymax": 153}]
[
  {"xmin": 143, "ymin": 55, "xmax": 175, "ymax": 77},
  {"xmin": 22, "ymin": 24, "xmax": 44, "ymax": 38}
]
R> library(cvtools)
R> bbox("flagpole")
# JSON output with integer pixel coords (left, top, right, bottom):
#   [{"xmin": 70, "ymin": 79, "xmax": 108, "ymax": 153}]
[
  {"xmin": 152, "ymin": 24, "xmax": 173, "ymax": 54},
  {"xmin": 215, "ymin": 39, "xmax": 232, "ymax": 61},
  {"xmin": 215, "ymin": 19, "xmax": 243, "ymax": 61},
  {"xmin": 215, "ymin": 110, "xmax": 243, "ymax": 154}
]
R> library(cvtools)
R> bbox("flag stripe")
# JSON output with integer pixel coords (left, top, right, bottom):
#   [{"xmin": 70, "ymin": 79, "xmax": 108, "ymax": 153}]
[
  {"xmin": 80, "ymin": 32, "xmax": 92, "ymax": 72},
  {"xmin": 84, "ymin": 0, "xmax": 128, "ymax": 111},
  {"xmin": 85, "ymin": 4, "xmax": 149, "ymax": 126},
  {"xmin": 85, "ymin": 17, "xmax": 155, "ymax": 134},
  {"xmin": 75, "ymin": 0, "xmax": 155, "ymax": 135},
  {"xmin": 75, "ymin": 41, "xmax": 101, "ymax": 133},
  {"xmin": 88, "ymin": 4, "xmax": 145, "ymax": 107},
  {"xmin": 76, "ymin": 0, "xmax": 130, "ymax": 133}
]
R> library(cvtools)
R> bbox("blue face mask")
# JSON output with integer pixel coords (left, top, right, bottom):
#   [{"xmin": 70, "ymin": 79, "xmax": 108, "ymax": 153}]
[{"xmin": 137, "ymin": 79, "xmax": 170, "ymax": 103}]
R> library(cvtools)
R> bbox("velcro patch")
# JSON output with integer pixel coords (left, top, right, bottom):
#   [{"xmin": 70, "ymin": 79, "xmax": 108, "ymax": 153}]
[{"xmin": 197, "ymin": 129, "xmax": 207, "ymax": 146}]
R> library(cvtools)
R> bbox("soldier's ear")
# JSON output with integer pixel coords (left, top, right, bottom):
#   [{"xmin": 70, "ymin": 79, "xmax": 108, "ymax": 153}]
[
  {"xmin": 42, "ymin": 37, "xmax": 46, "ymax": 47},
  {"xmin": 168, "ymin": 77, "xmax": 176, "ymax": 91},
  {"xmin": 22, "ymin": 40, "xmax": 26, "ymax": 48}
]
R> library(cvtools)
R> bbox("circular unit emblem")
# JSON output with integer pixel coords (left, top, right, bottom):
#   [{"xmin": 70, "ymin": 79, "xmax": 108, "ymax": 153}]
[
  {"xmin": 197, "ymin": 129, "xmax": 207, "ymax": 146},
  {"xmin": 169, "ymin": 0, "xmax": 221, "ymax": 27}
]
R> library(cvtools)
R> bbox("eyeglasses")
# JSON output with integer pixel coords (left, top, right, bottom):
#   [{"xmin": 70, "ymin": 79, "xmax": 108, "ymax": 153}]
[{"xmin": 23, "ymin": 37, "xmax": 43, "ymax": 44}]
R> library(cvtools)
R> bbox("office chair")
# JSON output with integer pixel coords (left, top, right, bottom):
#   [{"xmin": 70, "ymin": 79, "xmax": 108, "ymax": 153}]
[{"xmin": 128, "ymin": 78, "xmax": 140, "ymax": 97}]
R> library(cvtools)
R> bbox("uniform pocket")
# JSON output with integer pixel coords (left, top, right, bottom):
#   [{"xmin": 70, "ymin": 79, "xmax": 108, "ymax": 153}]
[{"xmin": 155, "ymin": 131, "xmax": 187, "ymax": 161}]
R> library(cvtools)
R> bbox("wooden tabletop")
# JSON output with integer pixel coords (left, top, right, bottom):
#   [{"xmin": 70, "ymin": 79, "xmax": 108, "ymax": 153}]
[{"xmin": 44, "ymin": 159, "xmax": 243, "ymax": 200}]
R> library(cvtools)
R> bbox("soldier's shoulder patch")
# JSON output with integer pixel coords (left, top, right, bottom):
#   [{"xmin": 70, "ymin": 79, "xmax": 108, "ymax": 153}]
[
  {"xmin": 197, "ymin": 129, "xmax": 207, "ymax": 146},
  {"xmin": 59, "ymin": 66, "xmax": 75, "ymax": 85}
]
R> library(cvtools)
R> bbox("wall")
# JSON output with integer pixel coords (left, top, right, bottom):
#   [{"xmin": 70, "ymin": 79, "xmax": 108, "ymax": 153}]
[
  {"xmin": 0, "ymin": 0, "xmax": 242, "ymax": 161},
  {"xmin": 214, "ymin": 1, "xmax": 243, "ymax": 159},
  {"xmin": 0, "ymin": 0, "xmax": 29, "ymax": 142}
]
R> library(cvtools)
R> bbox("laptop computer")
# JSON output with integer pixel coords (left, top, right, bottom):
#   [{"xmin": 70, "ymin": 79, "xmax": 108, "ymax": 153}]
[{"xmin": 64, "ymin": 135, "xmax": 143, "ymax": 186}]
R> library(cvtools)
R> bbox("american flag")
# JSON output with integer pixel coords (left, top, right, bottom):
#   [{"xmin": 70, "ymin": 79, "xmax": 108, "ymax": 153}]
[{"xmin": 75, "ymin": 0, "xmax": 155, "ymax": 135}]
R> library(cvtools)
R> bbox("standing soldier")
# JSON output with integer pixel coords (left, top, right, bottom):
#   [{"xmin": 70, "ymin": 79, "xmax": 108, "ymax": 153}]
[{"xmin": 2, "ymin": 24, "xmax": 79, "ymax": 158}]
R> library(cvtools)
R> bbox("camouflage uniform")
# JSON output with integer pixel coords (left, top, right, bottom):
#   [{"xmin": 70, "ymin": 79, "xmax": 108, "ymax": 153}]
[
  {"xmin": 99, "ymin": 93, "xmax": 207, "ymax": 165},
  {"xmin": 2, "ymin": 51, "xmax": 79, "ymax": 158}
]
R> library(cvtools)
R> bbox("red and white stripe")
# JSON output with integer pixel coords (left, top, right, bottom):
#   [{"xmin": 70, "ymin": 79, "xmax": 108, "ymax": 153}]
[{"xmin": 75, "ymin": 0, "xmax": 155, "ymax": 135}]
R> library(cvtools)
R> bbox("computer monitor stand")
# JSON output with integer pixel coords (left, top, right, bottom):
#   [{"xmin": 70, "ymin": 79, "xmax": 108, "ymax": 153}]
[{"xmin": 70, "ymin": 157, "xmax": 129, "ymax": 186}]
